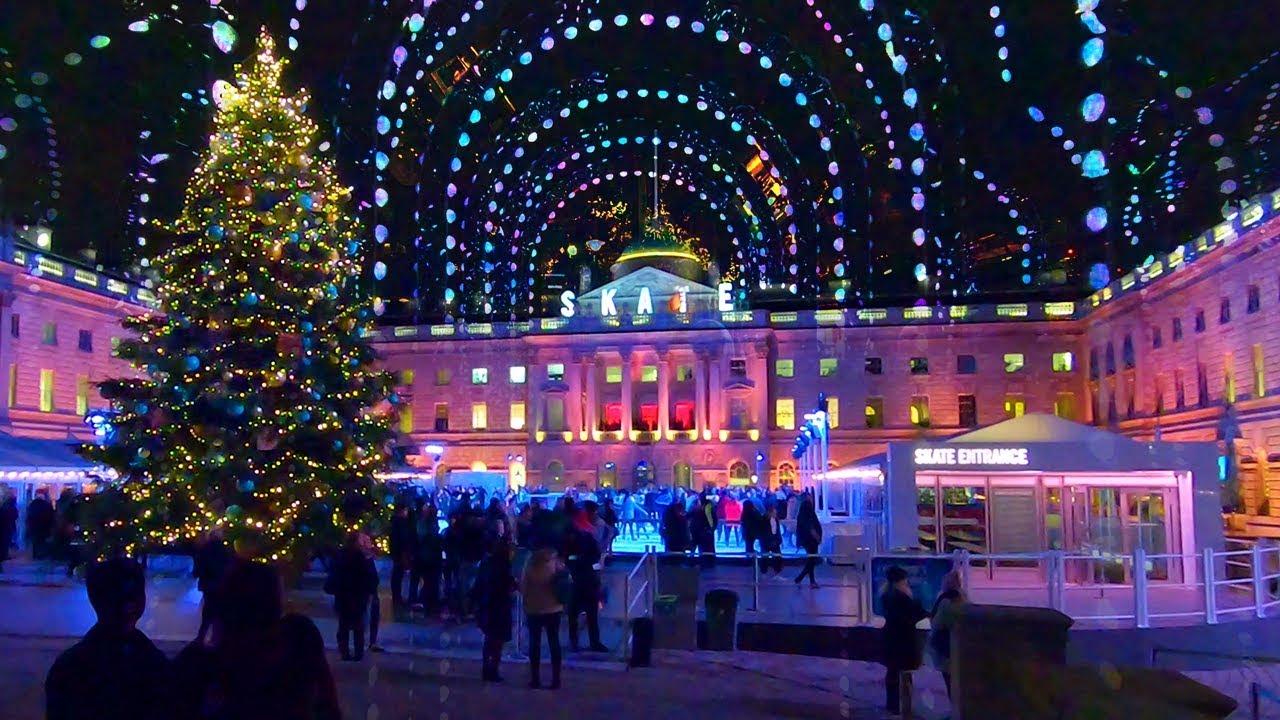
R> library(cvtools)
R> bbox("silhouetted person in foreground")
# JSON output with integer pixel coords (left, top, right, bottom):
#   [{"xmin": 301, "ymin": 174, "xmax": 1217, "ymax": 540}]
[
  {"xmin": 46, "ymin": 558, "xmax": 170, "ymax": 720},
  {"xmin": 327, "ymin": 532, "xmax": 379, "ymax": 661},
  {"xmin": 175, "ymin": 560, "xmax": 341, "ymax": 720},
  {"xmin": 475, "ymin": 536, "xmax": 515, "ymax": 682},
  {"xmin": 193, "ymin": 528, "xmax": 230, "ymax": 643},
  {"xmin": 880, "ymin": 565, "xmax": 929, "ymax": 716}
]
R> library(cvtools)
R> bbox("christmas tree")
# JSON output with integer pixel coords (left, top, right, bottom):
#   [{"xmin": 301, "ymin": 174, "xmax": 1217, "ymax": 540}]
[{"xmin": 82, "ymin": 31, "xmax": 396, "ymax": 562}]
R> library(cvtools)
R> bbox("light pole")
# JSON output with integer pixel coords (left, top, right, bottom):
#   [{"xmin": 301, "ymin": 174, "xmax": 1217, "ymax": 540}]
[{"xmin": 424, "ymin": 444, "xmax": 445, "ymax": 488}]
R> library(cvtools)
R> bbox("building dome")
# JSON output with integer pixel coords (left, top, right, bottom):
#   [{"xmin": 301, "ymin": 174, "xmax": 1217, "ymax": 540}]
[{"xmin": 610, "ymin": 219, "xmax": 708, "ymax": 283}]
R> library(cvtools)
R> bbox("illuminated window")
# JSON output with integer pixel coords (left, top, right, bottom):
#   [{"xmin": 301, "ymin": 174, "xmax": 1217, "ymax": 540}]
[
  {"xmin": 865, "ymin": 397, "xmax": 884, "ymax": 428},
  {"xmin": 606, "ymin": 366, "xmax": 623, "ymax": 384},
  {"xmin": 436, "ymin": 368, "xmax": 452, "ymax": 385},
  {"xmin": 510, "ymin": 402, "xmax": 526, "ymax": 430},
  {"xmin": 775, "ymin": 359, "xmax": 795, "ymax": 378},
  {"xmin": 638, "ymin": 404, "xmax": 659, "ymax": 431},
  {"xmin": 641, "ymin": 365, "xmax": 658, "ymax": 383},
  {"xmin": 76, "ymin": 375, "xmax": 90, "ymax": 416},
  {"xmin": 679, "ymin": 364, "xmax": 698, "ymax": 381},
  {"xmin": 1254, "ymin": 345, "xmax": 1266, "ymax": 399},
  {"xmin": 1054, "ymin": 392, "xmax": 1077, "ymax": 421},
  {"xmin": 6, "ymin": 365, "xmax": 14, "ymax": 408},
  {"xmin": 1248, "ymin": 285, "xmax": 1261, "ymax": 314},
  {"xmin": 471, "ymin": 368, "xmax": 488, "ymax": 385},
  {"xmin": 827, "ymin": 398, "xmax": 840, "ymax": 429},
  {"xmin": 957, "ymin": 355, "xmax": 976, "ymax": 374},
  {"xmin": 471, "ymin": 402, "xmax": 488, "ymax": 430},
  {"xmin": 547, "ymin": 363, "xmax": 565, "ymax": 381},
  {"xmin": 1224, "ymin": 353, "xmax": 1236, "ymax": 404},
  {"xmin": 398, "ymin": 406, "xmax": 414, "ymax": 434},
  {"xmin": 1004, "ymin": 395, "xmax": 1026, "ymax": 419},
  {"xmin": 1003, "ymin": 354, "xmax": 1025, "ymax": 373},
  {"xmin": 602, "ymin": 403, "xmax": 623, "ymax": 431},
  {"xmin": 509, "ymin": 366, "xmax": 526, "ymax": 384},
  {"xmin": 672, "ymin": 401, "xmax": 695, "ymax": 430},
  {"xmin": 1052, "ymin": 352, "xmax": 1075, "ymax": 372},
  {"xmin": 41, "ymin": 323, "xmax": 56, "ymax": 346},
  {"xmin": 775, "ymin": 398, "xmax": 795, "ymax": 430},
  {"xmin": 434, "ymin": 403, "xmax": 449, "ymax": 432},
  {"xmin": 400, "ymin": 369, "xmax": 415, "ymax": 385},
  {"xmin": 865, "ymin": 357, "xmax": 883, "ymax": 375},
  {"xmin": 910, "ymin": 396, "xmax": 930, "ymax": 428},
  {"xmin": 77, "ymin": 330, "xmax": 92, "ymax": 353},
  {"xmin": 39, "ymin": 369, "xmax": 54, "ymax": 412},
  {"xmin": 910, "ymin": 357, "xmax": 929, "ymax": 375},
  {"xmin": 958, "ymin": 394, "xmax": 977, "ymax": 428},
  {"xmin": 820, "ymin": 358, "xmax": 838, "ymax": 377}
]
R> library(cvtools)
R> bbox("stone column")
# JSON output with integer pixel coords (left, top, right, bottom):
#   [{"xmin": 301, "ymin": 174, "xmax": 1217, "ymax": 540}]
[
  {"xmin": 694, "ymin": 351, "xmax": 708, "ymax": 437},
  {"xmin": 753, "ymin": 341, "xmax": 771, "ymax": 432},
  {"xmin": 709, "ymin": 352, "xmax": 723, "ymax": 436},
  {"xmin": 621, "ymin": 350, "xmax": 634, "ymax": 437},
  {"xmin": 584, "ymin": 355, "xmax": 598, "ymax": 435},
  {"xmin": 566, "ymin": 355, "xmax": 583, "ymax": 437},
  {"xmin": 657, "ymin": 349, "xmax": 672, "ymax": 437}
]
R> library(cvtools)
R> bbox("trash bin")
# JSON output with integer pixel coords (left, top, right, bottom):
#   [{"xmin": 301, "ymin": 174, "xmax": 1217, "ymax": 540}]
[
  {"xmin": 704, "ymin": 589, "xmax": 739, "ymax": 651},
  {"xmin": 629, "ymin": 617, "xmax": 654, "ymax": 668},
  {"xmin": 655, "ymin": 594, "xmax": 680, "ymax": 616}
]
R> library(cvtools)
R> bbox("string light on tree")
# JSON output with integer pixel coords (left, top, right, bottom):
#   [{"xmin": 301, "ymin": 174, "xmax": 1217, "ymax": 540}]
[{"xmin": 81, "ymin": 30, "xmax": 396, "ymax": 563}]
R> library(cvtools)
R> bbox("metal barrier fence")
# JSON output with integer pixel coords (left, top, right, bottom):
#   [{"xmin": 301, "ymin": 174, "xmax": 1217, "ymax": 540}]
[
  {"xmin": 611, "ymin": 542, "xmax": 1280, "ymax": 629},
  {"xmin": 1152, "ymin": 647, "xmax": 1280, "ymax": 720}
]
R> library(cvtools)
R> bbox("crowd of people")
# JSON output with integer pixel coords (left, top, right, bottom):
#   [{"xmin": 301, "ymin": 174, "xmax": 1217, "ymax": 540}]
[{"xmin": 0, "ymin": 488, "xmax": 84, "ymax": 576}]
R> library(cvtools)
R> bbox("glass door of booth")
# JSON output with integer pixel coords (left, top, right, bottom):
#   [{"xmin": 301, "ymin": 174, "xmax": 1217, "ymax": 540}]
[
  {"xmin": 1123, "ymin": 491, "xmax": 1173, "ymax": 581},
  {"xmin": 1067, "ymin": 486, "xmax": 1175, "ymax": 583}
]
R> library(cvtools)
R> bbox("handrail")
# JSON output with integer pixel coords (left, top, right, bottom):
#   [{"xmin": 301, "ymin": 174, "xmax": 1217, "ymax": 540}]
[{"xmin": 1152, "ymin": 646, "xmax": 1280, "ymax": 666}]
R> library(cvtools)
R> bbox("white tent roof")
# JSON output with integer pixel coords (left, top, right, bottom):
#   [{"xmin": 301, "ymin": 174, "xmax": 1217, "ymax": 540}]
[{"xmin": 942, "ymin": 413, "xmax": 1139, "ymax": 445}]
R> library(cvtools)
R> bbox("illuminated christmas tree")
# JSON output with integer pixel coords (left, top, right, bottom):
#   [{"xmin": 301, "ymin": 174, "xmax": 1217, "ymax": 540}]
[{"xmin": 83, "ymin": 31, "xmax": 396, "ymax": 562}]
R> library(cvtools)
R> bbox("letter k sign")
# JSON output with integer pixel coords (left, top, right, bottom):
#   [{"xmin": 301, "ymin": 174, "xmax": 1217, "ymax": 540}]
[{"xmin": 600, "ymin": 288, "xmax": 618, "ymax": 316}]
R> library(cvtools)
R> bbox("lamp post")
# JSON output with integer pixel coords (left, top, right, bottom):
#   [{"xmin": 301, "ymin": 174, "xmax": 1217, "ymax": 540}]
[{"xmin": 424, "ymin": 444, "xmax": 445, "ymax": 488}]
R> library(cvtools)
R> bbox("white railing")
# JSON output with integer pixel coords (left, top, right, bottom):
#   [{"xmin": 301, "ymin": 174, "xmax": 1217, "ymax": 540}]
[
  {"xmin": 617, "ymin": 549, "xmax": 656, "ymax": 665},
  {"xmin": 616, "ymin": 542, "xmax": 1280, "ymax": 630}
]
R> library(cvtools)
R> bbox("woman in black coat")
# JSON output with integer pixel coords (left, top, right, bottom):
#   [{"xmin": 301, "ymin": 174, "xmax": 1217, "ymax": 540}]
[
  {"xmin": 328, "ymin": 532, "xmax": 379, "ymax": 661},
  {"xmin": 474, "ymin": 538, "xmax": 515, "ymax": 682},
  {"xmin": 880, "ymin": 565, "xmax": 929, "ymax": 715},
  {"xmin": 793, "ymin": 495, "xmax": 823, "ymax": 587}
]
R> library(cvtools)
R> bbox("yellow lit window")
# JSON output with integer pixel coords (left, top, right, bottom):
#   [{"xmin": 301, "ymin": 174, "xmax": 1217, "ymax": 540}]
[
  {"xmin": 471, "ymin": 368, "xmax": 488, "ymax": 385},
  {"xmin": 400, "ymin": 369, "xmax": 416, "ymax": 385},
  {"xmin": 509, "ymin": 366, "xmax": 527, "ymax": 384},
  {"xmin": 510, "ymin": 402, "xmax": 526, "ymax": 430},
  {"xmin": 865, "ymin": 397, "xmax": 884, "ymax": 429},
  {"xmin": 39, "ymin": 369, "xmax": 54, "ymax": 412},
  {"xmin": 1052, "ymin": 352, "xmax": 1075, "ymax": 372},
  {"xmin": 641, "ymin": 365, "xmax": 658, "ymax": 383},
  {"xmin": 1054, "ymin": 392, "xmax": 1076, "ymax": 421},
  {"xmin": 606, "ymin": 366, "xmax": 622, "ymax": 384},
  {"xmin": 7, "ymin": 365, "xmax": 15, "ymax": 408},
  {"xmin": 1224, "ymin": 353, "xmax": 1236, "ymax": 404},
  {"xmin": 471, "ymin": 402, "xmax": 488, "ymax": 430},
  {"xmin": 398, "ymin": 406, "xmax": 414, "ymax": 434},
  {"xmin": 436, "ymin": 368, "xmax": 452, "ymax": 385},
  {"xmin": 775, "ymin": 398, "xmax": 795, "ymax": 430},
  {"xmin": 819, "ymin": 358, "xmax": 838, "ymax": 377},
  {"xmin": 1004, "ymin": 395, "xmax": 1026, "ymax": 418},
  {"xmin": 775, "ymin": 359, "xmax": 795, "ymax": 378},
  {"xmin": 827, "ymin": 397, "xmax": 840, "ymax": 429},
  {"xmin": 76, "ymin": 375, "xmax": 91, "ymax": 416},
  {"xmin": 1004, "ymin": 353, "xmax": 1025, "ymax": 373},
  {"xmin": 1254, "ymin": 344, "xmax": 1266, "ymax": 399},
  {"xmin": 910, "ymin": 396, "xmax": 930, "ymax": 427}
]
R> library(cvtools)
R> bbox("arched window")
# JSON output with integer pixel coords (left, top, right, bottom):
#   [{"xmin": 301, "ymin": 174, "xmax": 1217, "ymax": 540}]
[
  {"xmin": 599, "ymin": 462, "xmax": 618, "ymax": 488},
  {"xmin": 545, "ymin": 460, "xmax": 565, "ymax": 490},
  {"xmin": 728, "ymin": 461, "xmax": 751, "ymax": 486},
  {"xmin": 470, "ymin": 461, "xmax": 488, "ymax": 472},
  {"xmin": 777, "ymin": 462, "xmax": 797, "ymax": 487},
  {"xmin": 673, "ymin": 461, "xmax": 692, "ymax": 489},
  {"xmin": 635, "ymin": 461, "xmax": 655, "ymax": 486}
]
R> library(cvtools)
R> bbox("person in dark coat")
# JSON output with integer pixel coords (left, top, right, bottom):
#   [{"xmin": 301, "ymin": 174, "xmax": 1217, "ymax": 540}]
[
  {"xmin": 759, "ymin": 504, "xmax": 784, "ymax": 576},
  {"xmin": 565, "ymin": 526, "xmax": 608, "ymax": 652},
  {"xmin": 474, "ymin": 537, "xmax": 515, "ymax": 682},
  {"xmin": 661, "ymin": 501, "xmax": 689, "ymax": 553},
  {"xmin": 0, "ymin": 494, "xmax": 17, "ymax": 572},
  {"xmin": 741, "ymin": 499, "xmax": 761, "ymax": 556},
  {"xmin": 388, "ymin": 503, "xmax": 416, "ymax": 608},
  {"xmin": 25, "ymin": 490, "xmax": 54, "ymax": 559},
  {"xmin": 328, "ymin": 532, "xmax": 379, "ymax": 661},
  {"xmin": 793, "ymin": 495, "xmax": 823, "ymax": 587},
  {"xmin": 193, "ymin": 528, "xmax": 231, "ymax": 643},
  {"xmin": 880, "ymin": 565, "xmax": 930, "ymax": 715},
  {"xmin": 46, "ymin": 558, "xmax": 171, "ymax": 720},
  {"xmin": 174, "ymin": 560, "xmax": 341, "ymax": 720},
  {"xmin": 412, "ymin": 504, "xmax": 442, "ymax": 612}
]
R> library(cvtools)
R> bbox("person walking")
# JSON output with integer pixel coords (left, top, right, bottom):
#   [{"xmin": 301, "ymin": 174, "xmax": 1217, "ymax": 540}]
[
  {"xmin": 760, "ymin": 504, "xmax": 784, "ymax": 577},
  {"xmin": 0, "ymin": 493, "xmax": 17, "ymax": 573},
  {"xmin": 519, "ymin": 547, "xmax": 565, "ymax": 689},
  {"xmin": 928, "ymin": 570, "xmax": 966, "ymax": 701},
  {"xmin": 881, "ymin": 565, "xmax": 930, "ymax": 716},
  {"xmin": 475, "ymin": 536, "xmax": 515, "ymax": 682},
  {"xmin": 327, "ymin": 531, "xmax": 379, "ymax": 661},
  {"xmin": 793, "ymin": 495, "xmax": 823, "ymax": 588},
  {"xmin": 46, "ymin": 558, "xmax": 172, "ymax": 720},
  {"xmin": 192, "ymin": 528, "xmax": 231, "ymax": 643}
]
